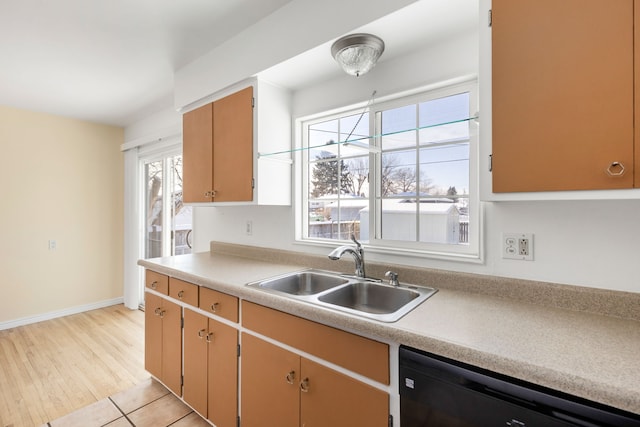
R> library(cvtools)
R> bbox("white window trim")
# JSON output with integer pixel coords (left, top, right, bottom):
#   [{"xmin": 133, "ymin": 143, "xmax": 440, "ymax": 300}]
[{"xmin": 294, "ymin": 77, "xmax": 481, "ymax": 263}]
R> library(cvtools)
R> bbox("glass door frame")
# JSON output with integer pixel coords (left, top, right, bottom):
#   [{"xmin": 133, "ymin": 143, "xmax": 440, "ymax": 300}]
[{"xmin": 137, "ymin": 141, "xmax": 191, "ymax": 306}]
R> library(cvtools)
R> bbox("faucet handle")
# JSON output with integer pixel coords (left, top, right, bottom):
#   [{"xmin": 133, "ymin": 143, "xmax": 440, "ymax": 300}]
[{"xmin": 385, "ymin": 271, "xmax": 399, "ymax": 287}]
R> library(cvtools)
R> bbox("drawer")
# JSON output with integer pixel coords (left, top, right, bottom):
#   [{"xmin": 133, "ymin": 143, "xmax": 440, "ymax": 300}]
[
  {"xmin": 200, "ymin": 287, "xmax": 239, "ymax": 323},
  {"xmin": 145, "ymin": 270, "xmax": 168, "ymax": 295},
  {"xmin": 169, "ymin": 278, "xmax": 199, "ymax": 307},
  {"xmin": 242, "ymin": 301, "xmax": 389, "ymax": 385}
]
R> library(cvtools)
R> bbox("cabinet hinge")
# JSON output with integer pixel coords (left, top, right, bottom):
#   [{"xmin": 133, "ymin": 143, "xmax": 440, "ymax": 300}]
[
  {"xmin": 237, "ymin": 344, "xmax": 241, "ymax": 357},
  {"xmin": 388, "ymin": 414, "xmax": 393, "ymax": 427},
  {"xmin": 251, "ymin": 178, "xmax": 255, "ymax": 189},
  {"xmin": 251, "ymin": 97, "xmax": 255, "ymax": 108},
  {"xmin": 488, "ymin": 9, "xmax": 492, "ymax": 27},
  {"xmin": 181, "ymin": 316, "xmax": 184, "ymax": 328},
  {"xmin": 489, "ymin": 154, "xmax": 493, "ymax": 172},
  {"xmin": 237, "ymin": 415, "xmax": 241, "ymax": 427},
  {"xmin": 181, "ymin": 375, "xmax": 184, "ymax": 386}
]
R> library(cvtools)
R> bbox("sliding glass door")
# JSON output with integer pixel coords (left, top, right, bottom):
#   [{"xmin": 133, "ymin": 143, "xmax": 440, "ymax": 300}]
[{"xmin": 143, "ymin": 154, "xmax": 192, "ymax": 259}]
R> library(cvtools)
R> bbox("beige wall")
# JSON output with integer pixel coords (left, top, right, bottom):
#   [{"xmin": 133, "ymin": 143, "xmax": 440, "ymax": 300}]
[{"xmin": 0, "ymin": 105, "xmax": 124, "ymax": 323}]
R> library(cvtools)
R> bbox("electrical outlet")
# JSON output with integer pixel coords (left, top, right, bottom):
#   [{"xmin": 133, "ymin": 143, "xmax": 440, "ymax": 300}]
[
  {"xmin": 48, "ymin": 239, "xmax": 57, "ymax": 251},
  {"xmin": 245, "ymin": 220, "xmax": 253, "ymax": 236},
  {"xmin": 503, "ymin": 233, "xmax": 533, "ymax": 260}
]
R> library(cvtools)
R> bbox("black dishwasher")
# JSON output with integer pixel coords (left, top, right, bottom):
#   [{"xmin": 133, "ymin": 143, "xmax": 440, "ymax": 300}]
[{"xmin": 399, "ymin": 345, "xmax": 640, "ymax": 427}]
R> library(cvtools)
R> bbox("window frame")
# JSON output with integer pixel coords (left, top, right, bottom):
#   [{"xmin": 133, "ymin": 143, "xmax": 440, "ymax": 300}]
[{"xmin": 295, "ymin": 78, "xmax": 481, "ymax": 262}]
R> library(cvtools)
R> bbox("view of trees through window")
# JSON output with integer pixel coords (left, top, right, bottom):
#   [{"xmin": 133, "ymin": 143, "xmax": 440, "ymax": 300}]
[
  {"xmin": 144, "ymin": 155, "xmax": 192, "ymax": 258},
  {"xmin": 305, "ymin": 87, "xmax": 472, "ymax": 247}
]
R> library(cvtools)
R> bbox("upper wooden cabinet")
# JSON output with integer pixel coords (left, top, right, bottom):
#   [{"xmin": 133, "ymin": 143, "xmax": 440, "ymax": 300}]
[
  {"xmin": 491, "ymin": 0, "xmax": 637, "ymax": 192},
  {"xmin": 182, "ymin": 80, "xmax": 292, "ymax": 205},
  {"xmin": 183, "ymin": 87, "xmax": 253, "ymax": 203}
]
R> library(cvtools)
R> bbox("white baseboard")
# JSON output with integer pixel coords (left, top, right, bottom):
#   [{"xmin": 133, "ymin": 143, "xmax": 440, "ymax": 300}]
[{"xmin": 0, "ymin": 297, "xmax": 126, "ymax": 331}]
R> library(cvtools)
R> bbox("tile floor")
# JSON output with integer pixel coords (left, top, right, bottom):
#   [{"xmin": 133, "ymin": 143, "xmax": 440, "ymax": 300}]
[{"xmin": 43, "ymin": 378, "xmax": 210, "ymax": 427}]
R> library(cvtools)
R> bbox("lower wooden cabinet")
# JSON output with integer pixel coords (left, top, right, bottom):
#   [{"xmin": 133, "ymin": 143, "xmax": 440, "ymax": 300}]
[
  {"xmin": 144, "ymin": 292, "xmax": 182, "ymax": 396},
  {"xmin": 241, "ymin": 333, "xmax": 389, "ymax": 427},
  {"xmin": 183, "ymin": 308, "xmax": 238, "ymax": 427},
  {"xmin": 143, "ymin": 270, "xmax": 391, "ymax": 427}
]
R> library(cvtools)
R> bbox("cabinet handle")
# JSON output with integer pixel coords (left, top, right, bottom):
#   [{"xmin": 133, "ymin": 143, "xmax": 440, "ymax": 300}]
[
  {"xmin": 197, "ymin": 329, "xmax": 206, "ymax": 338},
  {"xmin": 285, "ymin": 371, "xmax": 296, "ymax": 385},
  {"xmin": 154, "ymin": 308, "xmax": 165, "ymax": 318},
  {"xmin": 300, "ymin": 378, "xmax": 310, "ymax": 393},
  {"xmin": 206, "ymin": 332, "xmax": 214, "ymax": 343},
  {"xmin": 606, "ymin": 161, "xmax": 625, "ymax": 177},
  {"xmin": 210, "ymin": 302, "xmax": 220, "ymax": 313},
  {"xmin": 177, "ymin": 290, "xmax": 184, "ymax": 299},
  {"xmin": 150, "ymin": 281, "xmax": 157, "ymax": 289}
]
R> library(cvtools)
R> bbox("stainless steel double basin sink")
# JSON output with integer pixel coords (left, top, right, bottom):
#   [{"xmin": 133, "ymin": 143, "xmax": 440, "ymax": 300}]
[{"xmin": 247, "ymin": 270, "xmax": 437, "ymax": 322}]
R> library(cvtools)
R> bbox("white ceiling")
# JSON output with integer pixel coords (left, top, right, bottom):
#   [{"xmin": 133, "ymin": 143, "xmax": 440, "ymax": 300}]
[
  {"xmin": 0, "ymin": 0, "xmax": 477, "ymax": 128},
  {"xmin": 0, "ymin": 0, "xmax": 293, "ymax": 126}
]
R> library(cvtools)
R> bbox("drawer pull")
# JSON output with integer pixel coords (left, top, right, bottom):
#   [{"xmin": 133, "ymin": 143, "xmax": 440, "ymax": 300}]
[
  {"xmin": 154, "ymin": 308, "xmax": 165, "ymax": 318},
  {"xmin": 300, "ymin": 378, "xmax": 310, "ymax": 393},
  {"xmin": 198, "ymin": 329, "xmax": 206, "ymax": 338},
  {"xmin": 150, "ymin": 281, "xmax": 157, "ymax": 289},
  {"xmin": 606, "ymin": 161, "xmax": 625, "ymax": 177},
  {"xmin": 211, "ymin": 302, "xmax": 220, "ymax": 313},
  {"xmin": 177, "ymin": 290, "xmax": 185, "ymax": 299},
  {"xmin": 205, "ymin": 332, "xmax": 214, "ymax": 343},
  {"xmin": 285, "ymin": 371, "xmax": 296, "ymax": 385}
]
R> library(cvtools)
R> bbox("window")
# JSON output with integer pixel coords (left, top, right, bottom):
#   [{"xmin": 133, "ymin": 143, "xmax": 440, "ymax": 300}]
[{"xmin": 299, "ymin": 80, "xmax": 478, "ymax": 259}]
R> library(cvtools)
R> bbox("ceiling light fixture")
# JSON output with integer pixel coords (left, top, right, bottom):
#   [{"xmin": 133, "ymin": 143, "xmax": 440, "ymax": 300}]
[{"xmin": 331, "ymin": 33, "xmax": 385, "ymax": 77}]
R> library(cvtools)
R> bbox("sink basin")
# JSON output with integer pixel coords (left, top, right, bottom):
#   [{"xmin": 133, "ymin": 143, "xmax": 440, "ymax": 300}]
[
  {"xmin": 251, "ymin": 270, "xmax": 348, "ymax": 295},
  {"xmin": 318, "ymin": 282, "xmax": 419, "ymax": 314},
  {"xmin": 247, "ymin": 269, "xmax": 437, "ymax": 322}
]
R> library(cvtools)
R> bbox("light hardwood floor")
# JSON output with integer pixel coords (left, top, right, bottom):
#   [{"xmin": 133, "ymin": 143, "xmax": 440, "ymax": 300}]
[{"xmin": 0, "ymin": 304, "xmax": 149, "ymax": 427}]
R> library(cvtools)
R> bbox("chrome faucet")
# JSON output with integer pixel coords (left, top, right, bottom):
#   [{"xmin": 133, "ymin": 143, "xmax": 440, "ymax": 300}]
[{"xmin": 328, "ymin": 234, "xmax": 366, "ymax": 278}]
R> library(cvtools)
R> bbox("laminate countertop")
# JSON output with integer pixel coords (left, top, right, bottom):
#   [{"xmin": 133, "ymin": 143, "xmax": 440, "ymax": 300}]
[{"xmin": 138, "ymin": 244, "xmax": 640, "ymax": 415}]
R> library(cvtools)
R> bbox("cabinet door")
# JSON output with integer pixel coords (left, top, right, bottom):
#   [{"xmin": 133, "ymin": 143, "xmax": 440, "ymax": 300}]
[
  {"xmin": 213, "ymin": 86, "xmax": 254, "ymax": 202},
  {"xmin": 300, "ymin": 358, "xmax": 389, "ymax": 427},
  {"xmin": 240, "ymin": 333, "xmax": 299, "ymax": 427},
  {"xmin": 207, "ymin": 319, "xmax": 238, "ymax": 427},
  {"xmin": 144, "ymin": 293, "xmax": 182, "ymax": 396},
  {"xmin": 183, "ymin": 309, "xmax": 208, "ymax": 416},
  {"xmin": 145, "ymin": 270, "xmax": 168, "ymax": 295},
  {"xmin": 183, "ymin": 103, "xmax": 214, "ymax": 202},
  {"xmin": 169, "ymin": 278, "xmax": 199, "ymax": 308},
  {"xmin": 492, "ymin": 0, "xmax": 634, "ymax": 192},
  {"xmin": 144, "ymin": 292, "xmax": 163, "ymax": 380},
  {"xmin": 161, "ymin": 298, "xmax": 183, "ymax": 396},
  {"xmin": 200, "ymin": 287, "xmax": 239, "ymax": 323},
  {"xmin": 635, "ymin": 0, "xmax": 640, "ymax": 189}
]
